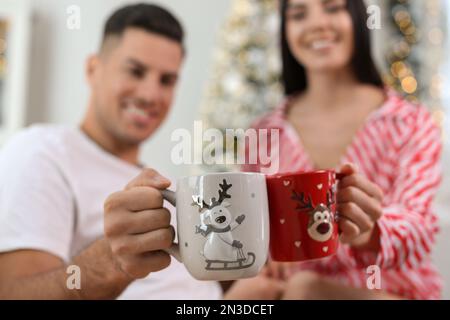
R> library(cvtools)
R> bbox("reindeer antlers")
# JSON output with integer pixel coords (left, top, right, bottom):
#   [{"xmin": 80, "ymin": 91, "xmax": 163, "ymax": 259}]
[
  {"xmin": 192, "ymin": 179, "xmax": 233, "ymax": 212},
  {"xmin": 217, "ymin": 179, "xmax": 232, "ymax": 204},
  {"xmin": 291, "ymin": 191, "xmax": 314, "ymax": 211},
  {"xmin": 291, "ymin": 185, "xmax": 336, "ymax": 213}
]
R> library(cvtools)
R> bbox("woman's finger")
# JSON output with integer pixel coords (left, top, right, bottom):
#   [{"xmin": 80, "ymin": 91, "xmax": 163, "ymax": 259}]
[
  {"xmin": 339, "ymin": 173, "xmax": 383, "ymax": 202},
  {"xmin": 338, "ymin": 216, "xmax": 360, "ymax": 243},
  {"xmin": 337, "ymin": 186, "xmax": 383, "ymax": 221},
  {"xmin": 266, "ymin": 260, "xmax": 281, "ymax": 280},
  {"xmin": 337, "ymin": 202, "xmax": 373, "ymax": 234},
  {"xmin": 339, "ymin": 163, "xmax": 359, "ymax": 176}
]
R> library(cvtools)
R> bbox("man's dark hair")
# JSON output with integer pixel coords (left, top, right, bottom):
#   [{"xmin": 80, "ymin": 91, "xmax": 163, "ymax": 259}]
[{"xmin": 102, "ymin": 3, "xmax": 184, "ymax": 48}]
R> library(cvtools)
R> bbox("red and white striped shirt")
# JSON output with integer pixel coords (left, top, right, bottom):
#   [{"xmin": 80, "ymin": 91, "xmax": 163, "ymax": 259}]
[{"xmin": 243, "ymin": 89, "xmax": 443, "ymax": 299}]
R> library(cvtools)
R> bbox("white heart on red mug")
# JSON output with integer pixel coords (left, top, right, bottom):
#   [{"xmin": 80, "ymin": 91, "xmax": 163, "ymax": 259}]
[
  {"xmin": 280, "ymin": 219, "xmax": 285, "ymax": 224},
  {"xmin": 283, "ymin": 180, "xmax": 290, "ymax": 187},
  {"xmin": 317, "ymin": 184, "xmax": 323, "ymax": 190},
  {"xmin": 295, "ymin": 241, "xmax": 301, "ymax": 248},
  {"xmin": 323, "ymin": 246, "xmax": 329, "ymax": 253}
]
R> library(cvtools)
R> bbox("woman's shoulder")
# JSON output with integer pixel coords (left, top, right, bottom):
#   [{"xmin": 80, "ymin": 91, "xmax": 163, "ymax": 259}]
[{"xmin": 382, "ymin": 88, "xmax": 439, "ymax": 129}]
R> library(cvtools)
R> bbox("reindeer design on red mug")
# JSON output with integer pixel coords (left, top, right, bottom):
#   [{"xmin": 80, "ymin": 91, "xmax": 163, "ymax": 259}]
[
  {"xmin": 291, "ymin": 186, "xmax": 336, "ymax": 243},
  {"xmin": 191, "ymin": 179, "xmax": 255, "ymax": 271}
]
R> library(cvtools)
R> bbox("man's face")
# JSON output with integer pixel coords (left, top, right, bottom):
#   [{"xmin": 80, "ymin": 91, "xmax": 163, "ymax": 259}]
[{"xmin": 87, "ymin": 28, "xmax": 183, "ymax": 145}]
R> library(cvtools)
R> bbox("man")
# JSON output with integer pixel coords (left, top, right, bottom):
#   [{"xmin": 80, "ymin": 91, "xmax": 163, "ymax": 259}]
[{"xmin": 0, "ymin": 3, "xmax": 283, "ymax": 299}]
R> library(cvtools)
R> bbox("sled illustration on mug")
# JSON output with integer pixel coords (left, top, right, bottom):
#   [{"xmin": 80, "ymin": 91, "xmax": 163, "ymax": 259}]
[
  {"xmin": 192, "ymin": 179, "xmax": 255, "ymax": 271},
  {"xmin": 291, "ymin": 186, "xmax": 336, "ymax": 242}
]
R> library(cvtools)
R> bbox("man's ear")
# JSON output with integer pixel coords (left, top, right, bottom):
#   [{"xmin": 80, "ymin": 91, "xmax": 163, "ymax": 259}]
[{"xmin": 85, "ymin": 54, "xmax": 100, "ymax": 86}]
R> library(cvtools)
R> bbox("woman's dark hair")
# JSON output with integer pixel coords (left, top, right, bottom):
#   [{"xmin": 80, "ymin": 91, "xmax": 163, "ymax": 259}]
[
  {"xmin": 280, "ymin": 0, "xmax": 383, "ymax": 95},
  {"xmin": 102, "ymin": 3, "xmax": 184, "ymax": 49}
]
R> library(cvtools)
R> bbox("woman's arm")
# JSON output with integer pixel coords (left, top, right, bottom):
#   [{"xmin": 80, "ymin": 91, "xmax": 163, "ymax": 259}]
[{"xmin": 343, "ymin": 110, "xmax": 442, "ymax": 269}]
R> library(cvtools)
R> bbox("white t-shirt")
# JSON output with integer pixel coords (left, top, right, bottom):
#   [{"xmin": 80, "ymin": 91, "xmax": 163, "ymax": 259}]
[{"xmin": 0, "ymin": 124, "xmax": 222, "ymax": 300}]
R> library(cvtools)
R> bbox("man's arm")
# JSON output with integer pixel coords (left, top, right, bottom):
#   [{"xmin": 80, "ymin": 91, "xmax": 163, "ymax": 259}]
[
  {"xmin": 0, "ymin": 168, "xmax": 285, "ymax": 300},
  {"xmin": 0, "ymin": 239, "xmax": 131, "ymax": 300},
  {"xmin": 0, "ymin": 169, "xmax": 174, "ymax": 300}
]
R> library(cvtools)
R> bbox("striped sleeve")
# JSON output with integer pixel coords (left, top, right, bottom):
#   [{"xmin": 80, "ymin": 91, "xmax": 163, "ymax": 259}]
[{"xmin": 351, "ymin": 108, "xmax": 442, "ymax": 270}]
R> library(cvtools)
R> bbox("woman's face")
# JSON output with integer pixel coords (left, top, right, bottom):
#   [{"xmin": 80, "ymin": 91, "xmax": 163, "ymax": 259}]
[{"xmin": 285, "ymin": 0, "xmax": 354, "ymax": 72}]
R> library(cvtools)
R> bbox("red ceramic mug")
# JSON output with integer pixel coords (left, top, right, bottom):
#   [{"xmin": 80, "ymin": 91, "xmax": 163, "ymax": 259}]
[{"xmin": 266, "ymin": 170, "xmax": 341, "ymax": 262}]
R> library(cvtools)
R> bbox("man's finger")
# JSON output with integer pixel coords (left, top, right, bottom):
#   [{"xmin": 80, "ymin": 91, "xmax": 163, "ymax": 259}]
[
  {"xmin": 115, "ymin": 226, "xmax": 175, "ymax": 256},
  {"xmin": 108, "ymin": 187, "xmax": 164, "ymax": 212},
  {"xmin": 125, "ymin": 168, "xmax": 171, "ymax": 190},
  {"xmin": 109, "ymin": 208, "xmax": 172, "ymax": 236}
]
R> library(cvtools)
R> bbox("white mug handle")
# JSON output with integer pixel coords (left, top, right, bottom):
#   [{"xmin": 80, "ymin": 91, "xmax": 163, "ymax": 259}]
[{"xmin": 160, "ymin": 189, "xmax": 182, "ymax": 263}]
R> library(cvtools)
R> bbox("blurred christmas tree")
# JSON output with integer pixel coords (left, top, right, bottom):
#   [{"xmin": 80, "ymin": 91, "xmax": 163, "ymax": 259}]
[
  {"xmin": 199, "ymin": 0, "xmax": 282, "ymax": 131},
  {"xmin": 198, "ymin": 0, "xmax": 283, "ymax": 172},
  {"xmin": 383, "ymin": 0, "xmax": 446, "ymax": 128}
]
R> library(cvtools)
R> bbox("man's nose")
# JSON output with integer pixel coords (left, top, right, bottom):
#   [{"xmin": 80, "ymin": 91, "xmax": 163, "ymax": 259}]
[{"xmin": 135, "ymin": 74, "xmax": 162, "ymax": 104}]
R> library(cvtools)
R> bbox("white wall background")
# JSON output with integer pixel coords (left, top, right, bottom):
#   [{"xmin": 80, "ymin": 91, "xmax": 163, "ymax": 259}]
[{"xmin": 23, "ymin": 0, "xmax": 230, "ymax": 179}]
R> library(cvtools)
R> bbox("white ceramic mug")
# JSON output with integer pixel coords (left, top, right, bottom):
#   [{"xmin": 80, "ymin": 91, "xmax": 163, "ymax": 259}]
[{"xmin": 161, "ymin": 172, "xmax": 269, "ymax": 281}]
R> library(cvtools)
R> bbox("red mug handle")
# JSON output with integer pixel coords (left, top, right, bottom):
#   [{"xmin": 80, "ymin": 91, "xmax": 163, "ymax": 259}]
[{"xmin": 334, "ymin": 173, "xmax": 346, "ymax": 234}]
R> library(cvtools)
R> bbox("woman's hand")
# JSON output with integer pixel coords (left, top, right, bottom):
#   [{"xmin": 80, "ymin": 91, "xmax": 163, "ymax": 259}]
[
  {"xmin": 223, "ymin": 267, "xmax": 285, "ymax": 300},
  {"xmin": 337, "ymin": 164, "xmax": 383, "ymax": 251},
  {"xmin": 264, "ymin": 259, "xmax": 300, "ymax": 281}
]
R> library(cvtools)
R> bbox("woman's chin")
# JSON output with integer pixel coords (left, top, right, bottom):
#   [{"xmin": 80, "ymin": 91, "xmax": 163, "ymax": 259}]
[{"xmin": 305, "ymin": 61, "xmax": 351, "ymax": 74}]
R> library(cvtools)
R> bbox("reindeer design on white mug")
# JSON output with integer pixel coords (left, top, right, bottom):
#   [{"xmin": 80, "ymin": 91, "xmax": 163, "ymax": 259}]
[
  {"xmin": 291, "ymin": 186, "xmax": 336, "ymax": 243},
  {"xmin": 192, "ymin": 179, "xmax": 256, "ymax": 271}
]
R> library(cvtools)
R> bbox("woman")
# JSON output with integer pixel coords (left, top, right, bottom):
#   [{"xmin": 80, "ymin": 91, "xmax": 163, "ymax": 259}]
[{"xmin": 242, "ymin": 0, "xmax": 442, "ymax": 299}]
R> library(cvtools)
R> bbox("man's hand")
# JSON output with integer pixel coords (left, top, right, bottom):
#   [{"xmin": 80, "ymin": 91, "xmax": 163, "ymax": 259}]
[
  {"xmin": 337, "ymin": 164, "xmax": 383, "ymax": 251},
  {"xmin": 0, "ymin": 168, "xmax": 173, "ymax": 300},
  {"xmin": 104, "ymin": 168, "xmax": 174, "ymax": 279}
]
